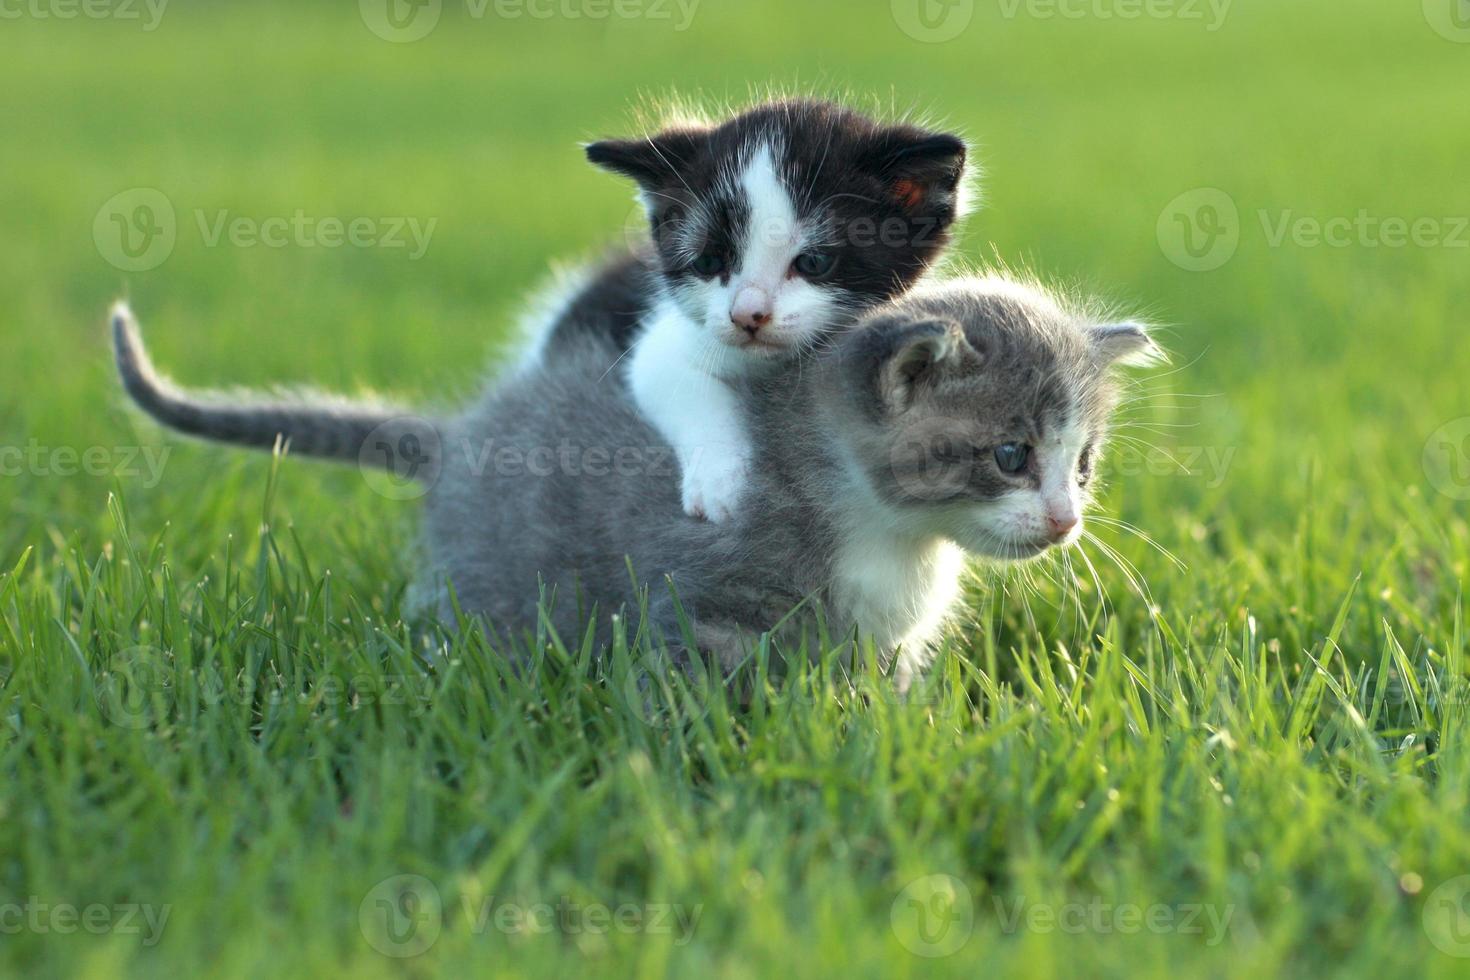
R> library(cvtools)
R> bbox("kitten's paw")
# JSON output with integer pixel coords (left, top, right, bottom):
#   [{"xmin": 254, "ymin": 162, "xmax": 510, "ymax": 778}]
[{"xmin": 681, "ymin": 452, "xmax": 749, "ymax": 524}]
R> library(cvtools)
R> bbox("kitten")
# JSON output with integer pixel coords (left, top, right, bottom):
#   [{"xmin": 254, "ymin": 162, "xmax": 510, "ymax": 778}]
[
  {"xmin": 421, "ymin": 273, "xmax": 1161, "ymax": 686},
  {"xmin": 111, "ymin": 273, "xmax": 1159, "ymax": 685},
  {"xmin": 533, "ymin": 99, "xmax": 971, "ymax": 522}
]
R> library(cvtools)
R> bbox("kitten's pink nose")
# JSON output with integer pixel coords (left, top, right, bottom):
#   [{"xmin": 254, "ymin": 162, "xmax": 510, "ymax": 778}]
[
  {"xmin": 1047, "ymin": 514, "xmax": 1080, "ymax": 540},
  {"xmin": 730, "ymin": 286, "xmax": 774, "ymax": 335}
]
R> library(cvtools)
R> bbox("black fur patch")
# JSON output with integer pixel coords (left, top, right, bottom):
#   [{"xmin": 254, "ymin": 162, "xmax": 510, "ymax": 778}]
[{"xmin": 542, "ymin": 249, "xmax": 660, "ymax": 354}]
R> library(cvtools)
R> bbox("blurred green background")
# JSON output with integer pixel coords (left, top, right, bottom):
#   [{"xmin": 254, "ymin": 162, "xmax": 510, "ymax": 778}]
[
  {"xmin": 4, "ymin": 0, "xmax": 1467, "ymax": 559},
  {"xmin": 2, "ymin": 1, "xmax": 1469, "ymax": 977}
]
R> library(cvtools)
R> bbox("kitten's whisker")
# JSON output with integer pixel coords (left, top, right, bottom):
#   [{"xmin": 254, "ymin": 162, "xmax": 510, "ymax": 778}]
[
  {"xmin": 596, "ymin": 331, "xmax": 649, "ymax": 383},
  {"xmin": 802, "ymin": 122, "xmax": 838, "ymax": 212},
  {"xmin": 1072, "ymin": 541, "xmax": 1113, "ymax": 620},
  {"xmin": 1089, "ymin": 516, "xmax": 1186, "ymax": 572},
  {"xmin": 1108, "ymin": 434, "xmax": 1191, "ymax": 474},
  {"xmin": 1113, "ymin": 419, "xmax": 1202, "ymax": 433},
  {"xmin": 1114, "ymin": 391, "xmax": 1220, "ymax": 407},
  {"xmin": 808, "ymin": 190, "xmax": 883, "ymax": 211},
  {"xmin": 1082, "ymin": 530, "xmax": 1156, "ymax": 612},
  {"xmin": 640, "ymin": 188, "xmax": 693, "ymax": 209},
  {"xmin": 1058, "ymin": 550, "xmax": 1089, "ymax": 649},
  {"xmin": 642, "ymin": 137, "xmax": 697, "ymax": 198}
]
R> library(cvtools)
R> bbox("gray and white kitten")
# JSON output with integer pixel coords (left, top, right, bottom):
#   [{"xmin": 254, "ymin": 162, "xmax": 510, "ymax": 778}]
[{"xmin": 113, "ymin": 274, "xmax": 1157, "ymax": 685}]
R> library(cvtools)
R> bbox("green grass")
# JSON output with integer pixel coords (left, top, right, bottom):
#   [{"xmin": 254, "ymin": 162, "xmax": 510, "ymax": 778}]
[{"xmin": 3, "ymin": 1, "xmax": 1469, "ymax": 976}]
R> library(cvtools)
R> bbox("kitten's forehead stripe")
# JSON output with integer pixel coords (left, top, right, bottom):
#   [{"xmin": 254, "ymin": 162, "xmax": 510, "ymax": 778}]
[
  {"xmin": 631, "ymin": 99, "xmax": 963, "ymax": 312},
  {"xmin": 735, "ymin": 142, "xmax": 805, "ymax": 281}
]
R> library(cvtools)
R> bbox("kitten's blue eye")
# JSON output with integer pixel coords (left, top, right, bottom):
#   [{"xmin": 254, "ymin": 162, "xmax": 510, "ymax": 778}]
[
  {"xmin": 689, "ymin": 253, "xmax": 726, "ymax": 278},
  {"xmin": 994, "ymin": 443, "xmax": 1031, "ymax": 474},
  {"xmin": 792, "ymin": 252, "xmax": 837, "ymax": 279}
]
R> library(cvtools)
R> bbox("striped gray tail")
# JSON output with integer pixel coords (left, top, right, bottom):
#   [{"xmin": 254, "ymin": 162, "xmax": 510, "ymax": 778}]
[{"xmin": 111, "ymin": 302, "xmax": 441, "ymax": 482}]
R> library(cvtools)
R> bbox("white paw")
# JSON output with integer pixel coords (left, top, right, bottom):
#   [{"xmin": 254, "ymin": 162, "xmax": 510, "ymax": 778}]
[{"xmin": 681, "ymin": 450, "xmax": 750, "ymax": 523}]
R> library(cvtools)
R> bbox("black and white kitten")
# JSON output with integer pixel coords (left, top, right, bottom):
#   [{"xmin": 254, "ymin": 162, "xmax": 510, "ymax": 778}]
[{"xmin": 527, "ymin": 99, "xmax": 971, "ymax": 521}]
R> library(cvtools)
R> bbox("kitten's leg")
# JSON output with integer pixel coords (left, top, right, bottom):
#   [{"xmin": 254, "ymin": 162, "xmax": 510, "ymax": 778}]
[{"xmin": 627, "ymin": 320, "xmax": 751, "ymax": 523}]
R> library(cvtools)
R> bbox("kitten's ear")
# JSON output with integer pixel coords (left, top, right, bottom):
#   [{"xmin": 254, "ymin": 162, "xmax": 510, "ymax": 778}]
[
  {"xmin": 1091, "ymin": 321, "xmax": 1166, "ymax": 368},
  {"xmin": 585, "ymin": 129, "xmax": 708, "ymax": 190},
  {"xmin": 880, "ymin": 318, "xmax": 966, "ymax": 410},
  {"xmin": 862, "ymin": 128, "xmax": 968, "ymax": 215}
]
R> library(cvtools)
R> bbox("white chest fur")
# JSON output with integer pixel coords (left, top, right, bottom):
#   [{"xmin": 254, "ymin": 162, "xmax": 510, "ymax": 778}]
[{"xmin": 830, "ymin": 524, "xmax": 967, "ymax": 684}]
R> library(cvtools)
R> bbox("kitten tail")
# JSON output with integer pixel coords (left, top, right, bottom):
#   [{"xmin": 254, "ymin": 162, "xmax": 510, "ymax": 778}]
[{"xmin": 110, "ymin": 302, "xmax": 438, "ymax": 477}]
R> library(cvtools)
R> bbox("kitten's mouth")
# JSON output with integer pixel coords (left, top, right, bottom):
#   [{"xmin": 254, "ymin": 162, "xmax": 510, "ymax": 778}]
[
  {"xmin": 974, "ymin": 534, "xmax": 1060, "ymax": 562},
  {"xmin": 725, "ymin": 333, "xmax": 792, "ymax": 354},
  {"xmin": 1019, "ymin": 527, "xmax": 1083, "ymax": 555},
  {"xmin": 1008, "ymin": 539, "xmax": 1055, "ymax": 560}
]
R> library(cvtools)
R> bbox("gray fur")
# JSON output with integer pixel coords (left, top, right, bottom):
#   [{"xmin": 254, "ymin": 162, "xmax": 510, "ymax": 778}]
[
  {"xmin": 111, "ymin": 277, "xmax": 1156, "ymax": 682},
  {"xmin": 111, "ymin": 302, "xmax": 435, "ymax": 478},
  {"xmin": 416, "ymin": 274, "xmax": 1157, "ymax": 676}
]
